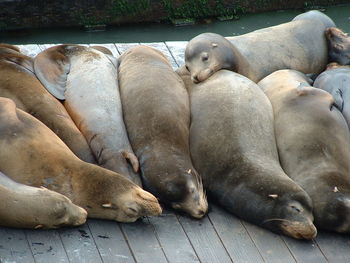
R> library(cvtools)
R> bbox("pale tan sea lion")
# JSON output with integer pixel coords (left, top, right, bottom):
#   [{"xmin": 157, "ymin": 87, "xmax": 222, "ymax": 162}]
[
  {"xmin": 118, "ymin": 46, "xmax": 208, "ymax": 218},
  {"xmin": 0, "ymin": 97, "xmax": 161, "ymax": 222},
  {"xmin": 185, "ymin": 19, "xmax": 329, "ymax": 83},
  {"xmin": 0, "ymin": 44, "xmax": 95, "ymax": 163},
  {"xmin": 259, "ymin": 69, "xmax": 350, "ymax": 233},
  {"xmin": 34, "ymin": 44, "xmax": 141, "ymax": 185},
  {"xmin": 0, "ymin": 172, "xmax": 87, "ymax": 229}
]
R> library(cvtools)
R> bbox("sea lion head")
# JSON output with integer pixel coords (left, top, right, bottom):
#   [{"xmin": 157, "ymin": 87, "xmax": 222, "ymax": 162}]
[
  {"xmin": 309, "ymin": 173, "xmax": 350, "ymax": 233},
  {"xmin": 326, "ymin": 27, "xmax": 350, "ymax": 65},
  {"xmin": 38, "ymin": 187, "xmax": 87, "ymax": 228},
  {"xmin": 164, "ymin": 169, "xmax": 208, "ymax": 219},
  {"xmin": 261, "ymin": 189, "xmax": 317, "ymax": 240},
  {"xmin": 185, "ymin": 33, "xmax": 236, "ymax": 83},
  {"xmin": 72, "ymin": 167, "xmax": 162, "ymax": 222}
]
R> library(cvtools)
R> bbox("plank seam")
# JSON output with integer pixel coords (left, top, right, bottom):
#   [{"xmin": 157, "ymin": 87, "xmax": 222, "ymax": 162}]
[
  {"xmin": 57, "ymin": 229, "xmax": 73, "ymax": 263},
  {"xmin": 313, "ymin": 239, "xmax": 330, "ymax": 262},
  {"xmin": 86, "ymin": 221, "xmax": 105, "ymax": 263},
  {"xmin": 146, "ymin": 216, "xmax": 170, "ymax": 263},
  {"xmin": 22, "ymin": 229, "xmax": 37, "ymax": 263},
  {"xmin": 241, "ymin": 222, "xmax": 267, "ymax": 263},
  {"xmin": 118, "ymin": 224, "xmax": 138, "ymax": 263},
  {"xmin": 280, "ymin": 236, "xmax": 298, "ymax": 263},
  {"xmin": 174, "ymin": 214, "xmax": 202, "ymax": 263},
  {"xmin": 164, "ymin": 42, "xmax": 180, "ymax": 67}
]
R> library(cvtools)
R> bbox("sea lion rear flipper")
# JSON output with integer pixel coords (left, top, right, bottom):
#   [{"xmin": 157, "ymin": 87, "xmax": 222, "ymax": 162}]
[
  {"xmin": 122, "ymin": 151, "xmax": 139, "ymax": 173},
  {"xmin": 33, "ymin": 45, "xmax": 71, "ymax": 100}
]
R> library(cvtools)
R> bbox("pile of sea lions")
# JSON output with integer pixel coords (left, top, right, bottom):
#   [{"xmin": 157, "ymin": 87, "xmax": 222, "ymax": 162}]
[{"xmin": 0, "ymin": 10, "xmax": 349, "ymax": 240}]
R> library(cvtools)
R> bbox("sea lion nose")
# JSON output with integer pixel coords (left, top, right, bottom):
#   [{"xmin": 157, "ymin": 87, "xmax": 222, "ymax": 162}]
[{"xmin": 191, "ymin": 74, "xmax": 200, "ymax": 83}]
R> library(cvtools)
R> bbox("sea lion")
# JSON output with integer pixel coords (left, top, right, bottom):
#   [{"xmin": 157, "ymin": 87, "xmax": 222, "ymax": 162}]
[
  {"xmin": 185, "ymin": 19, "xmax": 329, "ymax": 83},
  {"xmin": 34, "ymin": 44, "xmax": 141, "ymax": 185},
  {"xmin": 313, "ymin": 66, "xmax": 350, "ymax": 129},
  {"xmin": 0, "ymin": 172, "xmax": 87, "ymax": 229},
  {"xmin": 177, "ymin": 66, "xmax": 316, "ymax": 239},
  {"xmin": 325, "ymin": 27, "xmax": 350, "ymax": 65},
  {"xmin": 118, "ymin": 46, "xmax": 208, "ymax": 218},
  {"xmin": 292, "ymin": 10, "xmax": 336, "ymax": 28},
  {"xmin": 0, "ymin": 97, "xmax": 162, "ymax": 222},
  {"xmin": 258, "ymin": 69, "xmax": 350, "ymax": 233},
  {"xmin": 0, "ymin": 44, "xmax": 95, "ymax": 163}
]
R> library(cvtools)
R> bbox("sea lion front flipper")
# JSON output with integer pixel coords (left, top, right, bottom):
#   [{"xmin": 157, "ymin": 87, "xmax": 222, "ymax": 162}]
[
  {"xmin": 33, "ymin": 45, "xmax": 71, "ymax": 100},
  {"xmin": 122, "ymin": 151, "xmax": 139, "ymax": 173},
  {"xmin": 332, "ymin": 88, "xmax": 344, "ymax": 112}
]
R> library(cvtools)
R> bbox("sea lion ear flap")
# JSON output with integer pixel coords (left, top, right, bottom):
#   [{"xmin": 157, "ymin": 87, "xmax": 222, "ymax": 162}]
[
  {"xmin": 34, "ymin": 45, "xmax": 71, "ymax": 100},
  {"xmin": 122, "ymin": 151, "xmax": 139, "ymax": 173}
]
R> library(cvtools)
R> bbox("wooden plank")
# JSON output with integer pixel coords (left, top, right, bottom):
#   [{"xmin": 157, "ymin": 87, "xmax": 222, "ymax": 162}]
[
  {"xmin": 141, "ymin": 42, "xmax": 178, "ymax": 70},
  {"xmin": 208, "ymin": 205, "xmax": 264, "ymax": 263},
  {"xmin": 243, "ymin": 222, "xmax": 296, "ymax": 263},
  {"xmin": 148, "ymin": 210, "xmax": 200, "ymax": 263},
  {"xmin": 87, "ymin": 219, "xmax": 135, "ymax": 263},
  {"xmin": 115, "ymin": 43, "xmax": 140, "ymax": 55},
  {"xmin": 165, "ymin": 41, "xmax": 187, "ymax": 67},
  {"xmin": 25, "ymin": 229, "xmax": 69, "ymax": 263},
  {"xmin": 58, "ymin": 223, "xmax": 103, "ymax": 263},
  {"xmin": 178, "ymin": 215, "xmax": 232, "ymax": 263},
  {"xmin": 315, "ymin": 231, "xmax": 350, "ymax": 263},
  {"xmin": 282, "ymin": 236, "xmax": 327, "ymax": 263},
  {"xmin": 120, "ymin": 218, "xmax": 168, "ymax": 263},
  {"xmin": 17, "ymin": 44, "xmax": 42, "ymax": 57},
  {"xmin": 0, "ymin": 227, "xmax": 35, "ymax": 263}
]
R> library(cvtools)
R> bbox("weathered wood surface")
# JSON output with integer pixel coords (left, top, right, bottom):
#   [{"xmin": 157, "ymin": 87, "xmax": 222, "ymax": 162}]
[{"xmin": 1, "ymin": 42, "xmax": 350, "ymax": 263}]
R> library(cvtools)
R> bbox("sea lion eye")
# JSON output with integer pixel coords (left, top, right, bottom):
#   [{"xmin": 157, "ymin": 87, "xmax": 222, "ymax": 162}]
[{"xmin": 201, "ymin": 53, "xmax": 209, "ymax": 62}]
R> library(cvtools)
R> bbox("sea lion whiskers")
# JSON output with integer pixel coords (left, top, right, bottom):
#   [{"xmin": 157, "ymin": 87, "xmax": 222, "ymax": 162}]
[{"xmin": 262, "ymin": 218, "xmax": 294, "ymax": 225}]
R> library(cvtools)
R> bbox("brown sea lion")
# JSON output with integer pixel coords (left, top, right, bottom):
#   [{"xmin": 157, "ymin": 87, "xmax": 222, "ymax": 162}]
[
  {"xmin": 0, "ymin": 44, "xmax": 95, "ymax": 163},
  {"xmin": 0, "ymin": 97, "xmax": 161, "ymax": 222},
  {"xmin": 0, "ymin": 172, "xmax": 87, "ymax": 229},
  {"xmin": 325, "ymin": 27, "xmax": 350, "ymax": 65},
  {"xmin": 177, "ymin": 66, "xmax": 316, "ymax": 239},
  {"xmin": 34, "ymin": 44, "xmax": 141, "ymax": 185},
  {"xmin": 259, "ymin": 69, "xmax": 350, "ymax": 233},
  {"xmin": 118, "ymin": 46, "xmax": 208, "ymax": 218},
  {"xmin": 185, "ymin": 19, "xmax": 329, "ymax": 83}
]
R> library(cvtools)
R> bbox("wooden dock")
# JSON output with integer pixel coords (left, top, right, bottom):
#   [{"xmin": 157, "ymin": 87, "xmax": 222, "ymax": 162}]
[{"xmin": 1, "ymin": 42, "xmax": 350, "ymax": 263}]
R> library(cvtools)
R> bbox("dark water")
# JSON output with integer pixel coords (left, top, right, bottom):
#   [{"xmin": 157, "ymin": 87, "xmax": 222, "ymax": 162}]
[{"xmin": 1, "ymin": 4, "xmax": 350, "ymax": 44}]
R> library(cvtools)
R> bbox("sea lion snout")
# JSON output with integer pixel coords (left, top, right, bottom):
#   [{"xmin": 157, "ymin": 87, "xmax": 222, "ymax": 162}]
[
  {"xmin": 281, "ymin": 220, "xmax": 317, "ymax": 240},
  {"xmin": 171, "ymin": 181, "xmax": 208, "ymax": 219},
  {"xmin": 67, "ymin": 205, "xmax": 88, "ymax": 226},
  {"xmin": 114, "ymin": 187, "xmax": 162, "ymax": 222}
]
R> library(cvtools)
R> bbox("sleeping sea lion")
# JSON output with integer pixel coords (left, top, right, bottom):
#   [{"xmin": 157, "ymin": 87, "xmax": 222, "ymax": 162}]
[
  {"xmin": 118, "ymin": 46, "xmax": 208, "ymax": 218},
  {"xmin": 0, "ymin": 44, "xmax": 95, "ymax": 163},
  {"xmin": 34, "ymin": 44, "xmax": 141, "ymax": 185},
  {"xmin": 178, "ymin": 66, "xmax": 316, "ymax": 239},
  {"xmin": 259, "ymin": 69, "xmax": 350, "ymax": 233},
  {"xmin": 0, "ymin": 172, "xmax": 87, "ymax": 229},
  {"xmin": 185, "ymin": 18, "xmax": 329, "ymax": 83},
  {"xmin": 0, "ymin": 97, "xmax": 161, "ymax": 222}
]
